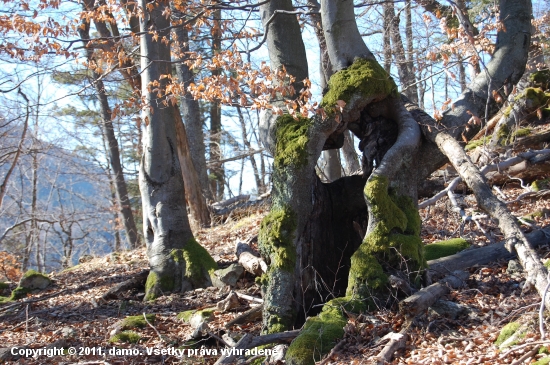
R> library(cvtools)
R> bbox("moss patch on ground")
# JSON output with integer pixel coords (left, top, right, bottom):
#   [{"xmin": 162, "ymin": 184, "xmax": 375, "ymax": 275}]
[
  {"xmin": 176, "ymin": 308, "xmax": 214, "ymax": 323},
  {"xmin": 0, "ymin": 296, "xmax": 11, "ymax": 304},
  {"xmin": 424, "ymin": 238, "xmax": 470, "ymax": 261},
  {"xmin": 109, "ymin": 331, "xmax": 141, "ymax": 344},
  {"xmin": 258, "ymin": 205, "xmax": 297, "ymax": 272},
  {"xmin": 465, "ymin": 136, "xmax": 490, "ymax": 151},
  {"xmin": 120, "ymin": 314, "xmax": 155, "ymax": 330},
  {"xmin": 532, "ymin": 179, "xmax": 550, "ymax": 192},
  {"xmin": 533, "ymin": 357, "xmax": 550, "ymax": 365},
  {"xmin": 495, "ymin": 322, "xmax": 521, "ymax": 346},
  {"xmin": 285, "ymin": 298, "xmax": 361, "ymax": 365},
  {"xmin": 321, "ymin": 58, "xmax": 396, "ymax": 111},
  {"xmin": 347, "ymin": 176, "xmax": 425, "ymax": 297}
]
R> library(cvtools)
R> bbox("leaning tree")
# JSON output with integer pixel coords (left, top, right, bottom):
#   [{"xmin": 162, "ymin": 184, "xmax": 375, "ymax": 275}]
[{"xmin": 255, "ymin": 0, "xmax": 547, "ymax": 362}]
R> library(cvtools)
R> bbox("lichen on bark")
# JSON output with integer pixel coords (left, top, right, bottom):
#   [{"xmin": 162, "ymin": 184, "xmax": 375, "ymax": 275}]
[{"xmin": 347, "ymin": 175, "xmax": 425, "ymax": 297}]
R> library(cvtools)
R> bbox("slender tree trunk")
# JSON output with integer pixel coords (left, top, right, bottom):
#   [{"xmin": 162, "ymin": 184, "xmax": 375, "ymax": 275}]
[
  {"xmin": 79, "ymin": 4, "xmax": 140, "ymax": 249},
  {"xmin": 209, "ymin": 6, "xmax": 225, "ymax": 201},
  {"xmin": 383, "ymin": 1, "xmax": 393, "ymax": 73},
  {"xmin": 173, "ymin": 18, "xmax": 213, "ymax": 202},
  {"xmin": 387, "ymin": 0, "xmax": 419, "ymax": 103},
  {"xmin": 236, "ymin": 106, "xmax": 263, "ymax": 194},
  {"xmin": 0, "ymin": 90, "xmax": 29, "ymax": 210},
  {"xmin": 342, "ymin": 130, "xmax": 360, "ymax": 174}
]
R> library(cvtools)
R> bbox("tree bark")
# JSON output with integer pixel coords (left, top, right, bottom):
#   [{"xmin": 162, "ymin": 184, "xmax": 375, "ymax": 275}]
[
  {"xmin": 138, "ymin": 0, "xmax": 215, "ymax": 300},
  {"xmin": 173, "ymin": 17, "xmax": 213, "ymax": 204}
]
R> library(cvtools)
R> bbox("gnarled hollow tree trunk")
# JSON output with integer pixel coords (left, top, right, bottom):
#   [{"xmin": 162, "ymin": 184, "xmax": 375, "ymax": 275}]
[
  {"xmin": 138, "ymin": 0, "xmax": 216, "ymax": 301},
  {"xmin": 257, "ymin": 0, "xmax": 541, "ymax": 364}
]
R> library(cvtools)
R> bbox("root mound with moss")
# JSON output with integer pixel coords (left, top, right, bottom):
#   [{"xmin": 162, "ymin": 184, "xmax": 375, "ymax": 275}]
[
  {"xmin": 286, "ymin": 298, "xmax": 365, "ymax": 365},
  {"xmin": 144, "ymin": 238, "xmax": 217, "ymax": 301}
]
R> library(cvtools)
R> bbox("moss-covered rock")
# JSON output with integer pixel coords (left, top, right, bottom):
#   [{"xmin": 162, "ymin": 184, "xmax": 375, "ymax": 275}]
[
  {"xmin": 495, "ymin": 322, "xmax": 521, "ymax": 347},
  {"xmin": 176, "ymin": 308, "xmax": 215, "ymax": 326},
  {"xmin": 109, "ymin": 331, "xmax": 141, "ymax": 344},
  {"xmin": 424, "ymin": 238, "xmax": 470, "ymax": 261},
  {"xmin": 10, "ymin": 286, "xmax": 31, "ymax": 300},
  {"xmin": 529, "ymin": 70, "xmax": 550, "ymax": 90},
  {"xmin": 321, "ymin": 58, "xmax": 396, "ymax": 112},
  {"xmin": 285, "ymin": 298, "xmax": 362, "ymax": 365},
  {"xmin": 347, "ymin": 176, "xmax": 425, "ymax": 297},
  {"xmin": 144, "ymin": 238, "xmax": 217, "ymax": 301},
  {"xmin": 120, "ymin": 314, "xmax": 155, "ymax": 330},
  {"xmin": 18, "ymin": 269, "xmax": 51, "ymax": 290}
]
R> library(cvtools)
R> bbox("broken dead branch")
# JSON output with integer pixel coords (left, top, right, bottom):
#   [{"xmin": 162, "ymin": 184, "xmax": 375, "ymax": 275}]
[
  {"xmin": 235, "ymin": 241, "xmax": 267, "ymax": 276},
  {"xmin": 214, "ymin": 330, "xmax": 300, "ymax": 365},
  {"xmin": 224, "ymin": 305, "xmax": 262, "ymax": 328},
  {"xmin": 399, "ymin": 271, "xmax": 469, "ymax": 317}
]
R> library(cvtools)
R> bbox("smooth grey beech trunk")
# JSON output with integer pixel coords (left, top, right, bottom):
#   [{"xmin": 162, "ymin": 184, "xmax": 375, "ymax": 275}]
[{"xmin": 139, "ymin": 0, "xmax": 215, "ymax": 300}]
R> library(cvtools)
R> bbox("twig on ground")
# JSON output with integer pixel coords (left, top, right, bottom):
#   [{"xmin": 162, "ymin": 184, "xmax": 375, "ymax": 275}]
[{"xmin": 143, "ymin": 312, "xmax": 163, "ymax": 342}]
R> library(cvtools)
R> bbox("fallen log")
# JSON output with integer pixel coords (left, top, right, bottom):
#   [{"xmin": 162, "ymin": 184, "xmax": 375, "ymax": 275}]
[
  {"xmin": 225, "ymin": 305, "xmax": 262, "ymax": 328},
  {"xmin": 399, "ymin": 271, "xmax": 469, "ymax": 317},
  {"xmin": 428, "ymin": 226, "xmax": 550, "ymax": 278},
  {"xmin": 215, "ymin": 330, "xmax": 300, "ymax": 365},
  {"xmin": 235, "ymin": 241, "xmax": 267, "ymax": 276}
]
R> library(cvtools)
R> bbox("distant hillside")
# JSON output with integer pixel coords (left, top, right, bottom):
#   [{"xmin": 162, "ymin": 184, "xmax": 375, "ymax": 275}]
[{"xmin": 0, "ymin": 127, "xmax": 119, "ymax": 271}]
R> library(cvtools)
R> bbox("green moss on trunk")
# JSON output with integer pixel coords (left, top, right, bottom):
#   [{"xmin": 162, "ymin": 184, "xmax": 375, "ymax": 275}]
[
  {"xmin": 259, "ymin": 206, "xmax": 297, "ymax": 272},
  {"xmin": 274, "ymin": 115, "xmax": 312, "ymax": 170},
  {"xmin": 321, "ymin": 58, "xmax": 396, "ymax": 111},
  {"xmin": 347, "ymin": 176, "xmax": 425, "ymax": 297}
]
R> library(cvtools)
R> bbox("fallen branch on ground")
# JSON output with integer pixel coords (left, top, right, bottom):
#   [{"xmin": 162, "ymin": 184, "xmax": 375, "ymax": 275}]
[
  {"xmin": 101, "ymin": 270, "xmax": 149, "ymax": 301},
  {"xmin": 428, "ymin": 226, "xmax": 550, "ymax": 278},
  {"xmin": 214, "ymin": 330, "xmax": 300, "ymax": 364},
  {"xmin": 399, "ymin": 271, "xmax": 469, "ymax": 317}
]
